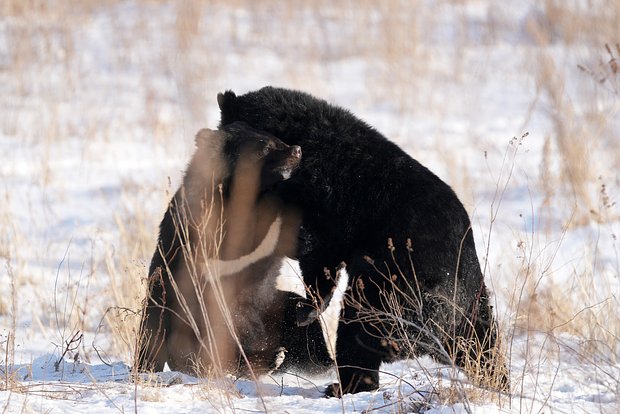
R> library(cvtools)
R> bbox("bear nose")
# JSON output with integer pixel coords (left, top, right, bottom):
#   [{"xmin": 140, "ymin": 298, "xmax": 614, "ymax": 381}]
[{"xmin": 291, "ymin": 145, "xmax": 302, "ymax": 159}]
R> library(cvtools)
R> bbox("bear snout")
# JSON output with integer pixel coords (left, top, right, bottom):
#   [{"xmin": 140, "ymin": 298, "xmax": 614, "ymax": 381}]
[{"xmin": 290, "ymin": 145, "xmax": 302, "ymax": 159}]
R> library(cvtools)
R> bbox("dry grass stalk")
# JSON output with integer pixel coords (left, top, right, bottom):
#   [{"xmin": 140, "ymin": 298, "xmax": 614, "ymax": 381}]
[
  {"xmin": 534, "ymin": 51, "xmax": 595, "ymax": 227},
  {"xmin": 578, "ymin": 44, "xmax": 620, "ymax": 98},
  {"xmin": 1, "ymin": 257, "xmax": 18, "ymax": 392},
  {"xmin": 1, "ymin": 1, "xmax": 620, "ymax": 412},
  {"xmin": 138, "ymin": 190, "xmax": 269, "ymax": 409},
  {"xmin": 103, "ymin": 201, "xmax": 159, "ymax": 363},
  {"xmin": 341, "ymin": 240, "xmax": 509, "ymax": 406}
]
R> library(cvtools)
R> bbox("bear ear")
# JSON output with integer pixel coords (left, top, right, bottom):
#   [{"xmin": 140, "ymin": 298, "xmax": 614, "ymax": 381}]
[
  {"xmin": 195, "ymin": 128, "xmax": 224, "ymax": 149},
  {"xmin": 218, "ymin": 90, "xmax": 240, "ymax": 128},
  {"xmin": 217, "ymin": 90, "xmax": 237, "ymax": 111}
]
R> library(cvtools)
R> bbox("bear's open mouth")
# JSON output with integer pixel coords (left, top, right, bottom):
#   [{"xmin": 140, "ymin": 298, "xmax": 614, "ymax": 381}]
[
  {"xmin": 274, "ymin": 154, "xmax": 301, "ymax": 180},
  {"xmin": 277, "ymin": 166, "xmax": 294, "ymax": 180}
]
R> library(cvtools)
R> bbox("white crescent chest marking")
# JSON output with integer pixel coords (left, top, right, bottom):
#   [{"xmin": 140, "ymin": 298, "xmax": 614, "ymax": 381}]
[{"xmin": 204, "ymin": 214, "xmax": 283, "ymax": 279}]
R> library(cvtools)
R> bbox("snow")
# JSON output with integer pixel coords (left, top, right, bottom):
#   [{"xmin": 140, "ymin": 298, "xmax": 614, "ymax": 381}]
[{"xmin": 1, "ymin": 0, "xmax": 619, "ymax": 412}]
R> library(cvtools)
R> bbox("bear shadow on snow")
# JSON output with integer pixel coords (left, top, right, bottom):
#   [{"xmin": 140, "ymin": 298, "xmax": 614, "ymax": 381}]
[
  {"xmin": 217, "ymin": 87, "xmax": 510, "ymax": 396},
  {"xmin": 136, "ymin": 121, "xmax": 333, "ymax": 377}
]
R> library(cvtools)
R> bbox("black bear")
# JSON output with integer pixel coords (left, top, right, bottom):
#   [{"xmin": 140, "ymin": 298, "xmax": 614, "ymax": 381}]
[
  {"xmin": 217, "ymin": 87, "xmax": 508, "ymax": 396},
  {"xmin": 136, "ymin": 121, "xmax": 332, "ymax": 377}
]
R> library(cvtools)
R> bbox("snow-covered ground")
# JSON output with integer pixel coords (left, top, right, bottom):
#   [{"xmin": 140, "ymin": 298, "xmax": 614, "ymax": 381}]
[{"xmin": 1, "ymin": 1, "xmax": 619, "ymax": 412}]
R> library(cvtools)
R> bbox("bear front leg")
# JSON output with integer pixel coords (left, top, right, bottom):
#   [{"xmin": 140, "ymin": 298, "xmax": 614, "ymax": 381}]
[
  {"xmin": 136, "ymin": 267, "xmax": 169, "ymax": 372},
  {"xmin": 326, "ymin": 362, "xmax": 381, "ymax": 397},
  {"xmin": 136, "ymin": 307, "xmax": 168, "ymax": 372},
  {"xmin": 326, "ymin": 314, "xmax": 382, "ymax": 397},
  {"xmin": 296, "ymin": 258, "xmax": 343, "ymax": 326}
]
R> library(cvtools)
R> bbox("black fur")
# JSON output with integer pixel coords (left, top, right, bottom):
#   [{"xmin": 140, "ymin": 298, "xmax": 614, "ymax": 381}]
[{"xmin": 218, "ymin": 87, "xmax": 508, "ymax": 395}]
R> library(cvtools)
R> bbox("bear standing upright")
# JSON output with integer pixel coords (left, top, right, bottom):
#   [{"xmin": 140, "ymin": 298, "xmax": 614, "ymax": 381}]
[
  {"xmin": 217, "ymin": 87, "xmax": 508, "ymax": 396},
  {"xmin": 136, "ymin": 121, "xmax": 332, "ymax": 376}
]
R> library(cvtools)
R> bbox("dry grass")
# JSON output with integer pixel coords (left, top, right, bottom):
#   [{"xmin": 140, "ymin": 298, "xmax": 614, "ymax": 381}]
[
  {"xmin": 342, "ymin": 240, "xmax": 510, "ymax": 409},
  {"xmin": 532, "ymin": 0, "xmax": 620, "ymax": 45},
  {"xmin": 534, "ymin": 50, "xmax": 595, "ymax": 226},
  {"xmin": 1, "ymin": 0, "xmax": 620, "ymax": 411},
  {"xmin": 101, "ymin": 183, "xmax": 162, "ymax": 364},
  {"xmin": 512, "ymin": 6, "xmax": 620, "ymax": 407},
  {"xmin": 125, "ymin": 161, "xmax": 288, "ymax": 411},
  {"xmin": 490, "ymin": 139, "xmax": 620, "ymax": 411}
]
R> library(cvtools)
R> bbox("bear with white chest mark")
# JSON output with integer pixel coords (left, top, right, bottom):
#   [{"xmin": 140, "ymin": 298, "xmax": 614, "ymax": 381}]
[
  {"xmin": 217, "ymin": 87, "xmax": 509, "ymax": 396},
  {"xmin": 136, "ymin": 121, "xmax": 332, "ymax": 377}
]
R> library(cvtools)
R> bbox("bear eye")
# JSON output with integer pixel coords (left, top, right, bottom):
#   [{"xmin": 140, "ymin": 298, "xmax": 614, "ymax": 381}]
[{"xmin": 261, "ymin": 141, "xmax": 274, "ymax": 156}]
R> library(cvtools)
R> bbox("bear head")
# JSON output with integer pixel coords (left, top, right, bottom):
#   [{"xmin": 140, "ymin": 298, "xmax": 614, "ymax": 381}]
[{"xmin": 194, "ymin": 121, "xmax": 302, "ymax": 192}]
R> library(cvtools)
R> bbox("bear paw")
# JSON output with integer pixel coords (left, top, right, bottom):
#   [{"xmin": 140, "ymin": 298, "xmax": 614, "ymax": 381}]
[
  {"xmin": 295, "ymin": 299, "xmax": 320, "ymax": 326},
  {"xmin": 324, "ymin": 383, "xmax": 342, "ymax": 398}
]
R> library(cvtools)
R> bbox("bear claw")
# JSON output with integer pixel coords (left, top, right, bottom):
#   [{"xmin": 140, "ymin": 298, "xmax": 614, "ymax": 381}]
[{"xmin": 295, "ymin": 301, "xmax": 319, "ymax": 326}]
